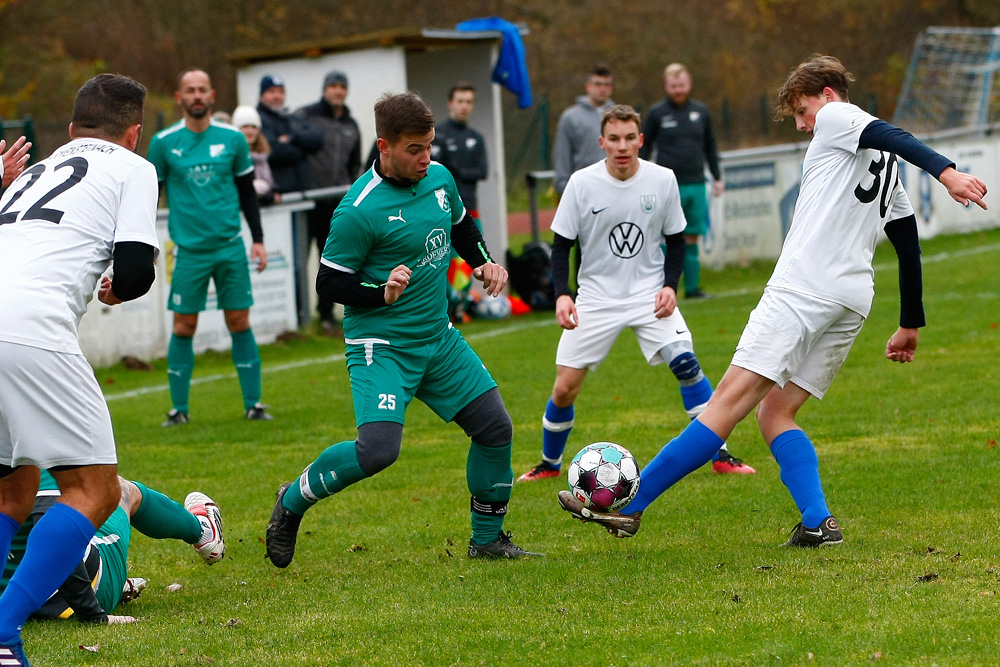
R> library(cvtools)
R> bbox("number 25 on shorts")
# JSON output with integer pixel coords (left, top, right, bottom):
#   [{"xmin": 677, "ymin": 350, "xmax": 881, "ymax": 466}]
[{"xmin": 378, "ymin": 393, "xmax": 397, "ymax": 411}]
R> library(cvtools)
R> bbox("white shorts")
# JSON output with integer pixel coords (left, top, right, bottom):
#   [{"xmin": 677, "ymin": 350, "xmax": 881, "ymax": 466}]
[
  {"xmin": 556, "ymin": 300, "xmax": 694, "ymax": 371},
  {"xmin": 0, "ymin": 341, "xmax": 117, "ymax": 468},
  {"xmin": 731, "ymin": 287, "xmax": 865, "ymax": 399}
]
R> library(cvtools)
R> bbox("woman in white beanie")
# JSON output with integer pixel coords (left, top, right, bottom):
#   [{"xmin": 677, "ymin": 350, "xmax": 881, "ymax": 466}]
[{"xmin": 232, "ymin": 105, "xmax": 279, "ymax": 204}]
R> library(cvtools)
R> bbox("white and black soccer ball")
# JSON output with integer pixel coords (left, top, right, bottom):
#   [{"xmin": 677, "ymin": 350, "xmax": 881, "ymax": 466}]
[{"xmin": 567, "ymin": 442, "xmax": 640, "ymax": 512}]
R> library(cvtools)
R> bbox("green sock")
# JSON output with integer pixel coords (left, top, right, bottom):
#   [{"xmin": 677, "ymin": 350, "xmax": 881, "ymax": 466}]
[
  {"xmin": 231, "ymin": 329, "xmax": 261, "ymax": 410},
  {"xmin": 167, "ymin": 334, "xmax": 194, "ymax": 414},
  {"xmin": 684, "ymin": 242, "xmax": 701, "ymax": 294},
  {"xmin": 282, "ymin": 440, "xmax": 368, "ymax": 515},
  {"xmin": 129, "ymin": 481, "xmax": 203, "ymax": 543},
  {"xmin": 467, "ymin": 441, "xmax": 514, "ymax": 545}
]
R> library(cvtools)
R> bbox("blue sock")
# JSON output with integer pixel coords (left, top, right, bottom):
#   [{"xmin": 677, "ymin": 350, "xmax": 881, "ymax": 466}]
[
  {"xmin": 679, "ymin": 377, "xmax": 713, "ymax": 417},
  {"xmin": 770, "ymin": 429, "xmax": 830, "ymax": 528},
  {"xmin": 0, "ymin": 503, "xmax": 95, "ymax": 643},
  {"xmin": 621, "ymin": 419, "xmax": 724, "ymax": 513},
  {"xmin": 678, "ymin": 377, "xmax": 725, "ymax": 460},
  {"xmin": 541, "ymin": 399, "xmax": 574, "ymax": 466},
  {"xmin": 0, "ymin": 512, "xmax": 19, "ymax": 565}
]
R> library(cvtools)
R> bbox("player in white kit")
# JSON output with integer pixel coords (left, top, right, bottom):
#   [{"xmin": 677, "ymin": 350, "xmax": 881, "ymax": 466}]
[
  {"xmin": 558, "ymin": 55, "xmax": 987, "ymax": 545},
  {"xmin": 519, "ymin": 104, "xmax": 754, "ymax": 485},
  {"xmin": 0, "ymin": 74, "xmax": 160, "ymax": 667}
]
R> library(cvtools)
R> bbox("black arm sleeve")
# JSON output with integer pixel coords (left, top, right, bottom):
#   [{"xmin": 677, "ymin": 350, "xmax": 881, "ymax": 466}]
[
  {"xmin": 704, "ymin": 112, "xmax": 722, "ymax": 182},
  {"xmin": 551, "ymin": 233, "xmax": 575, "ymax": 299},
  {"xmin": 110, "ymin": 242, "xmax": 156, "ymax": 302},
  {"xmin": 235, "ymin": 172, "xmax": 264, "ymax": 243},
  {"xmin": 662, "ymin": 231, "xmax": 686, "ymax": 291},
  {"xmin": 316, "ymin": 264, "xmax": 389, "ymax": 308},
  {"xmin": 451, "ymin": 211, "xmax": 493, "ymax": 269},
  {"xmin": 883, "ymin": 214, "xmax": 925, "ymax": 329},
  {"xmin": 859, "ymin": 120, "xmax": 954, "ymax": 178}
]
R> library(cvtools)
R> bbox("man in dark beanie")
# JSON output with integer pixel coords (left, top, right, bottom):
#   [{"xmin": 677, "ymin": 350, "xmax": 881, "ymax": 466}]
[
  {"xmin": 295, "ymin": 70, "xmax": 362, "ymax": 334},
  {"xmin": 256, "ymin": 73, "xmax": 322, "ymax": 193}
]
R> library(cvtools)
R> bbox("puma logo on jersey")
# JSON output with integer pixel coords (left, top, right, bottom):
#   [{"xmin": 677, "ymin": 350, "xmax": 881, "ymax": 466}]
[
  {"xmin": 171, "ymin": 149, "xmax": 184, "ymax": 157},
  {"xmin": 388, "ymin": 210, "xmax": 406, "ymax": 224}
]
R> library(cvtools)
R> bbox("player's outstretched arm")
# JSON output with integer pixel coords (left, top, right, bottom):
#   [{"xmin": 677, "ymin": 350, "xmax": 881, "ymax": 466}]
[
  {"xmin": 473, "ymin": 262, "xmax": 508, "ymax": 297},
  {"xmin": 939, "ymin": 167, "xmax": 988, "ymax": 210},
  {"xmin": 384, "ymin": 264, "xmax": 412, "ymax": 305},
  {"xmin": 886, "ymin": 327, "xmax": 918, "ymax": 363},
  {"xmin": 1, "ymin": 136, "xmax": 32, "ymax": 188}
]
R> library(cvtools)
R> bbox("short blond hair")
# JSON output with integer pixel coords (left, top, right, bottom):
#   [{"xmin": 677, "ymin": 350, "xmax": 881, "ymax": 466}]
[{"xmin": 664, "ymin": 63, "xmax": 688, "ymax": 79}]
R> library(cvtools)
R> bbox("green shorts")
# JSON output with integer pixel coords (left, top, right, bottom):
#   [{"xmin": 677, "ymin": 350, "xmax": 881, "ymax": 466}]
[
  {"xmin": 678, "ymin": 182, "xmax": 710, "ymax": 237},
  {"xmin": 94, "ymin": 506, "xmax": 131, "ymax": 613},
  {"xmin": 346, "ymin": 325, "xmax": 497, "ymax": 426},
  {"xmin": 169, "ymin": 237, "xmax": 254, "ymax": 313}
]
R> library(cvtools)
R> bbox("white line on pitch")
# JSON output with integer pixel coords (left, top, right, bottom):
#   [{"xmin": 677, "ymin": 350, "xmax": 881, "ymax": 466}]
[{"xmin": 104, "ymin": 318, "xmax": 553, "ymax": 402}]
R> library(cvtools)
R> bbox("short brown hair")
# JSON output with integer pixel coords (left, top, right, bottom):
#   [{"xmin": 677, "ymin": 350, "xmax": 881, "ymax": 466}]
[
  {"xmin": 601, "ymin": 104, "xmax": 641, "ymax": 135},
  {"xmin": 776, "ymin": 55, "xmax": 854, "ymax": 118},
  {"xmin": 71, "ymin": 74, "xmax": 146, "ymax": 140},
  {"xmin": 177, "ymin": 67, "xmax": 211, "ymax": 91},
  {"xmin": 448, "ymin": 82, "xmax": 475, "ymax": 101},
  {"xmin": 374, "ymin": 92, "xmax": 435, "ymax": 144}
]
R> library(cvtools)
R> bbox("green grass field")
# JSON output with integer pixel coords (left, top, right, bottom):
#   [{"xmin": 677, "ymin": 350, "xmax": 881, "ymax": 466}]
[{"xmin": 20, "ymin": 229, "xmax": 1000, "ymax": 666}]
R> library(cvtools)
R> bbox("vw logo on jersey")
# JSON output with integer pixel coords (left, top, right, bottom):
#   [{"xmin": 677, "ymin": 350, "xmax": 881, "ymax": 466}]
[
  {"xmin": 608, "ymin": 222, "xmax": 644, "ymax": 258},
  {"xmin": 640, "ymin": 195, "xmax": 656, "ymax": 213},
  {"xmin": 435, "ymin": 188, "xmax": 451, "ymax": 213},
  {"xmin": 210, "ymin": 144, "xmax": 226, "ymax": 158}
]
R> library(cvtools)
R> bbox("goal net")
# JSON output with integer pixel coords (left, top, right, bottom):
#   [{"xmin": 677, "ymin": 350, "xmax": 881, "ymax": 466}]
[{"xmin": 893, "ymin": 26, "xmax": 1000, "ymax": 133}]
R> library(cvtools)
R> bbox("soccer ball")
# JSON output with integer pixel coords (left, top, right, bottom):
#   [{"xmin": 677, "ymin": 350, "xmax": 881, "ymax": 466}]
[{"xmin": 567, "ymin": 442, "xmax": 640, "ymax": 512}]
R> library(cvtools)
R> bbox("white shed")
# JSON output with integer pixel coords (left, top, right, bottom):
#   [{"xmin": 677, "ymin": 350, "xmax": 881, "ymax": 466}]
[{"xmin": 229, "ymin": 25, "xmax": 526, "ymax": 263}]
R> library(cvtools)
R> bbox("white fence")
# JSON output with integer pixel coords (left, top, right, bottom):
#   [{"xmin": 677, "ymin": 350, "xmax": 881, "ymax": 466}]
[
  {"xmin": 79, "ymin": 201, "xmax": 310, "ymax": 367},
  {"xmin": 701, "ymin": 125, "xmax": 1000, "ymax": 270}
]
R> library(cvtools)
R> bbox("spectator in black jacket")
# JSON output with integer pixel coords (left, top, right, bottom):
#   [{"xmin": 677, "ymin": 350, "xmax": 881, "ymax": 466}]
[
  {"xmin": 256, "ymin": 74, "xmax": 323, "ymax": 193},
  {"xmin": 639, "ymin": 63, "xmax": 723, "ymax": 299},
  {"xmin": 295, "ymin": 71, "xmax": 362, "ymax": 334},
  {"xmin": 432, "ymin": 82, "xmax": 488, "ymax": 220}
]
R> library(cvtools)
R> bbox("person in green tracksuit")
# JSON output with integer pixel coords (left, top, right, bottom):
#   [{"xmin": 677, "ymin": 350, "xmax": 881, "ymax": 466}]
[
  {"xmin": 266, "ymin": 92, "xmax": 543, "ymax": 566},
  {"xmin": 147, "ymin": 68, "xmax": 271, "ymax": 427}
]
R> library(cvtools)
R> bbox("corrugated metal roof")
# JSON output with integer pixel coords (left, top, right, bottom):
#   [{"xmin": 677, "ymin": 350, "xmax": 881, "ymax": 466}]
[{"xmin": 228, "ymin": 25, "xmax": 527, "ymax": 66}]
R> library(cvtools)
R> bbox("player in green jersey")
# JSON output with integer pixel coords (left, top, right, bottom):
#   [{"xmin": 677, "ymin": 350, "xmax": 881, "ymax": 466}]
[
  {"xmin": 266, "ymin": 93, "xmax": 541, "ymax": 565},
  {"xmin": 147, "ymin": 68, "xmax": 272, "ymax": 427},
  {"xmin": 2, "ymin": 471, "xmax": 225, "ymax": 624}
]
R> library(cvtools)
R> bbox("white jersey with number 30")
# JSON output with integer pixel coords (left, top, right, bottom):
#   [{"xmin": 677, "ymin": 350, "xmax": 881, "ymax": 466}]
[
  {"xmin": 768, "ymin": 102, "xmax": 914, "ymax": 317},
  {"xmin": 0, "ymin": 138, "xmax": 159, "ymax": 354},
  {"xmin": 552, "ymin": 159, "xmax": 687, "ymax": 308}
]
